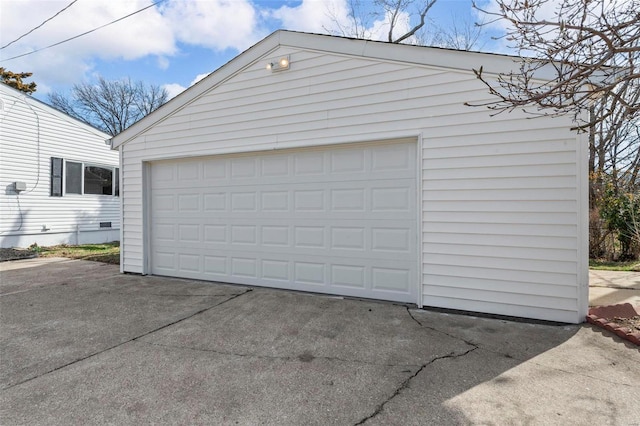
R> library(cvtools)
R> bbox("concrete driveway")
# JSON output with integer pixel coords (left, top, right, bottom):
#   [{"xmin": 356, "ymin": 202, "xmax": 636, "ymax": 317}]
[
  {"xmin": 589, "ymin": 269, "xmax": 640, "ymax": 307},
  {"xmin": 1, "ymin": 258, "xmax": 638, "ymax": 425}
]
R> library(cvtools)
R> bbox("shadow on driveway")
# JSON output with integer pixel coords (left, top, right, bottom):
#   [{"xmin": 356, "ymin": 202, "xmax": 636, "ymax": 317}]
[{"xmin": 1, "ymin": 259, "xmax": 638, "ymax": 425}]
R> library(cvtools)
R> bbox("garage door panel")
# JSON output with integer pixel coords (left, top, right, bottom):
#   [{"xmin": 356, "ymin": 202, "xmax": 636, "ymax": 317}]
[
  {"xmin": 152, "ymin": 226, "xmax": 415, "ymax": 258},
  {"xmin": 144, "ymin": 142, "xmax": 417, "ymax": 183},
  {"xmin": 153, "ymin": 211, "xmax": 417, "ymax": 221},
  {"xmin": 152, "ymin": 244, "xmax": 415, "ymax": 263},
  {"xmin": 156, "ymin": 172, "xmax": 415, "ymax": 191},
  {"xmin": 150, "ymin": 181, "xmax": 417, "ymax": 218},
  {"xmin": 151, "ymin": 251, "xmax": 415, "ymax": 302},
  {"xmin": 150, "ymin": 141, "xmax": 418, "ymax": 303}
]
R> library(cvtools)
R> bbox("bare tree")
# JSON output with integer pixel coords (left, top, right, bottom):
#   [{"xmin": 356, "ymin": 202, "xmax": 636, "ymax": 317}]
[
  {"xmin": 418, "ymin": 15, "xmax": 486, "ymax": 50},
  {"xmin": 325, "ymin": 0, "xmax": 372, "ymax": 39},
  {"xmin": 48, "ymin": 76, "xmax": 168, "ymax": 136},
  {"xmin": 471, "ymin": 0, "xmax": 640, "ymax": 259},
  {"xmin": 470, "ymin": 0, "xmax": 639, "ymax": 131},
  {"xmin": 326, "ymin": 0, "xmax": 437, "ymax": 44}
]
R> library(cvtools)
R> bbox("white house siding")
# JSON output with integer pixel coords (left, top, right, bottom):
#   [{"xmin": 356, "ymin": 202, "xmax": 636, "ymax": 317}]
[
  {"xmin": 0, "ymin": 87, "xmax": 119, "ymax": 248},
  {"xmin": 118, "ymin": 40, "xmax": 586, "ymax": 322}
]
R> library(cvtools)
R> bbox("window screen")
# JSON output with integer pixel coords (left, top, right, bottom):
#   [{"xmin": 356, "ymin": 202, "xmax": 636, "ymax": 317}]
[
  {"xmin": 66, "ymin": 161, "xmax": 82, "ymax": 194},
  {"xmin": 50, "ymin": 157, "xmax": 63, "ymax": 197}
]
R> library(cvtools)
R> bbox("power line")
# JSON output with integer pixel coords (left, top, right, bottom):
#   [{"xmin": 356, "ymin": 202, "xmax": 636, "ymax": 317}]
[
  {"xmin": 1, "ymin": 0, "xmax": 79, "ymax": 50},
  {"xmin": 0, "ymin": 0, "xmax": 167, "ymax": 62}
]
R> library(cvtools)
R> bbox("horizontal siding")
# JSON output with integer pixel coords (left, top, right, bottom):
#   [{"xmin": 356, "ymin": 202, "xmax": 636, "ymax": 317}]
[
  {"xmin": 120, "ymin": 45, "xmax": 585, "ymax": 322},
  {"xmin": 423, "ymin": 242, "xmax": 576, "ymax": 262},
  {"xmin": 420, "ymin": 72, "xmax": 581, "ymax": 321},
  {"xmin": 422, "ymin": 263, "xmax": 576, "ymax": 287},
  {"xmin": 0, "ymin": 88, "xmax": 119, "ymax": 248},
  {"xmin": 422, "ymin": 274, "xmax": 577, "ymax": 298},
  {"xmin": 423, "ymin": 222, "xmax": 577, "ymax": 238},
  {"xmin": 425, "ymin": 232, "xmax": 577, "ymax": 250},
  {"xmin": 421, "ymin": 295, "xmax": 578, "ymax": 323}
]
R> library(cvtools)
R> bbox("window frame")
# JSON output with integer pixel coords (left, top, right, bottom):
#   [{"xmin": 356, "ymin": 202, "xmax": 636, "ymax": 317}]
[{"xmin": 51, "ymin": 157, "xmax": 119, "ymax": 197}]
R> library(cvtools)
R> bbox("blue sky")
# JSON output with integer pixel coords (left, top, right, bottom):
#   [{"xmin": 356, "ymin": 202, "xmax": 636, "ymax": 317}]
[{"xmin": 0, "ymin": 0, "xmax": 507, "ymax": 103}]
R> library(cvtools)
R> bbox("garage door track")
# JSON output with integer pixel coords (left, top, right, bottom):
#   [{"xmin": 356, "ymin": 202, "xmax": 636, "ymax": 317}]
[{"xmin": 1, "ymin": 258, "xmax": 638, "ymax": 425}]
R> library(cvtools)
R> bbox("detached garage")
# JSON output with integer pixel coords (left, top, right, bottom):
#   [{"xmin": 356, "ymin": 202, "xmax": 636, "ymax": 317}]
[{"xmin": 110, "ymin": 30, "xmax": 588, "ymax": 324}]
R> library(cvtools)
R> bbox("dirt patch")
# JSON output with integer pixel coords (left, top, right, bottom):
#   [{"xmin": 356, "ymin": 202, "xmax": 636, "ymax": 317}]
[
  {"xmin": 0, "ymin": 248, "xmax": 37, "ymax": 262},
  {"xmin": 607, "ymin": 316, "xmax": 640, "ymax": 332}
]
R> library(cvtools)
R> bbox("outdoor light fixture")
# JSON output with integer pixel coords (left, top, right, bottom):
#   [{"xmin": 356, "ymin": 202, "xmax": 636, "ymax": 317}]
[{"xmin": 266, "ymin": 56, "xmax": 290, "ymax": 72}]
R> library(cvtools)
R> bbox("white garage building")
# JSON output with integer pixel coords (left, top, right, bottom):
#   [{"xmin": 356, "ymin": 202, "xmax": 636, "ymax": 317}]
[{"xmin": 110, "ymin": 31, "xmax": 588, "ymax": 324}]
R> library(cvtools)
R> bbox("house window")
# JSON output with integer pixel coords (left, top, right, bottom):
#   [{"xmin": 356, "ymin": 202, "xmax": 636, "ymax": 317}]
[
  {"xmin": 50, "ymin": 157, "xmax": 63, "ymax": 197},
  {"xmin": 65, "ymin": 161, "xmax": 83, "ymax": 194},
  {"xmin": 84, "ymin": 165, "xmax": 113, "ymax": 195},
  {"xmin": 50, "ymin": 157, "xmax": 119, "ymax": 196}
]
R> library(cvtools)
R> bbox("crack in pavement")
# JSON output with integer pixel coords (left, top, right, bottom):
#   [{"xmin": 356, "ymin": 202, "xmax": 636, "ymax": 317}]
[
  {"xmin": 588, "ymin": 285, "xmax": 638, "ymax": 290},
  {"xmin": 353, "ymin": 346, "xmax": 478, "ymax": 425},
  {"xmin": 350, "ymin": 308, "xmax": 480, "ymax": 425},
  {"xmin": 1, "ymin": 289, "xmax": 252, "ymax": 391},
  {"xmin": 406, "ymin": 307, "xmax": 479, "ymax": 348},
  {"xmin": 136, "ymin": 340, "xmax": 422, "ymax": 369},
  {"xmin": 406, "ymin": 308, "xmax": 638, "ymax": 389},
  {"xmin": 97, "ymin": 292, "xmax": 246, "ymax": 298}
]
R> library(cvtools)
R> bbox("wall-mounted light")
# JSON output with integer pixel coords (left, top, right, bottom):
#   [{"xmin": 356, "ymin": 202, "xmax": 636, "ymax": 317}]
[{"xmin": 266, "ymin": 56, "xmax": 290, "ymax": 72}]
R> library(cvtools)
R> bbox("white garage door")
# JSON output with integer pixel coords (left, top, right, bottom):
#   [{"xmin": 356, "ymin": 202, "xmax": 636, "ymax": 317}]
[{"xmin": 149, "ymin": 141, "xmax": 418, "ymax": 303}]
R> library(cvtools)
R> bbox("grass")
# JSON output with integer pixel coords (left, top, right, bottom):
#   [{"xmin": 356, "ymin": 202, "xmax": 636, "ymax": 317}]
[
  {"xmin": 589, "ymin": 258, "xmax": 640, "ymax": 272},
  {"xmin": 33, "ymin": 241, "xmax": 640, "ymax": 271},
  {"xmin": 38, "ymin": 242, "xmax": 120, "ymax": 265}
]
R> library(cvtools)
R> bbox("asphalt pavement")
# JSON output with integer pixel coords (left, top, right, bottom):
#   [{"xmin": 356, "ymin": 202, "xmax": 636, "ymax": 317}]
[{"xmin": 1, "ymin": 258, "xmax": 638, "ymax": 425}]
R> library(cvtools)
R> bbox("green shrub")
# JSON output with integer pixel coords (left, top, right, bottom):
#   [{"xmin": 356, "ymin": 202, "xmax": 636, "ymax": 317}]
[{"xmin": 600, "ymin": 187, "xmax": 640, "ymax": 260}]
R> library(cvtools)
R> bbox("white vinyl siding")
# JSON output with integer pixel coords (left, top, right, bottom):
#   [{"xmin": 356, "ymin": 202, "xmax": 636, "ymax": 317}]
[
  {"xmin": 0, "ymin": 87, "xmax": 119, "ymax": 247},
  {"xmin": 118, "ymin": 38, "xmax": 586, "ymax": 323}
]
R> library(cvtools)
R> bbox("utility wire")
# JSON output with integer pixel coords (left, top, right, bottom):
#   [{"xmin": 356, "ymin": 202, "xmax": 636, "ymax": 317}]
[
  {"xmin": 1, "ymin": 0, "xmax": 79, "ymax": 50},
  {"xmin": 1, "ymin": 0, "xmax": 167, "ymax": 62}
]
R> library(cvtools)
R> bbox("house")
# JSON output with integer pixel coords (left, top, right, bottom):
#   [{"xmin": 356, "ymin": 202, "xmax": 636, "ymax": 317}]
[
  {"xmin": 110, "ymin": 31, "xmax": 588, "ymax": 324},
  {"xmin": 0, "ymin": 83, "xmax": 119, "ymax": 248}
]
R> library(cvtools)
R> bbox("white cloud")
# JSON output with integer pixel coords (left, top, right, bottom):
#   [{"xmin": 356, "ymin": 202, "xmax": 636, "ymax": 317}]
[
  {"xmin": 190, "ymin": 73, "xmax": 210, "ymax": 86},
  {"xmin": 0, "ymin": 0, "xmax": 265, "ymax": 90},
  {"xmin": 160, "ymin": 0, "xmax": 265, "ymax": 51},
  {"xmin": 269, "ymin": 0, "xmax": 414, "ymax": 43},
  {"xmin": 0, "ymin": 1, "xmax": 175, "ymax": 87},
  {"xmin": 0, "ymin": 0, "xmax": 457, "ymax": 98},
  {"xmin": 162, "ymin": 83, "xmax": 186, "ymax": 99},
  {"xmin": 156, "ymin": 56, "xmax": 171, "ymax": 70},
  {"xmin": 162, "ymin": 72, "xmax": 211, "ymax": 100},
  {"xmin": 270, "ymin": 0, "xmax": 351, "ymax": 34}
]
